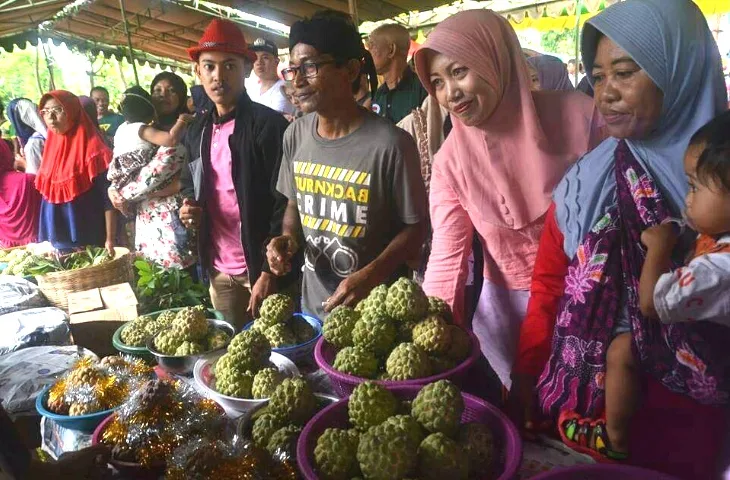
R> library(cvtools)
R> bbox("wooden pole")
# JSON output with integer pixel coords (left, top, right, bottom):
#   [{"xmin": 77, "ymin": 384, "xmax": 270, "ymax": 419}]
[
  {"xmin": 119, "ymin": 0, "xmax": 140, "ymax": 85},
  {"xmin": 348, "ymin": 0, "xmax": 359, "ymax": 28},
  {"xmin": 574, "ymin": 0, "xmax": 582, "ymax": 86}
]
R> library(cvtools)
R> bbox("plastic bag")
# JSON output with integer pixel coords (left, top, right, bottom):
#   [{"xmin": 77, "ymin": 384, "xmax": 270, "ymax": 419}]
[
  {"xmin": 0, "ymin": 276, "xmax": 47, "ymax": 316},
  {"xmin": 0, "ymin": 307, "xmax": 71, "ymax": 355}
]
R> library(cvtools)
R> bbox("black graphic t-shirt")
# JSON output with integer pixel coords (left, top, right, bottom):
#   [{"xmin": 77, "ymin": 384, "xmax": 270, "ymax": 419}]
[{"xmin": 277, "ymin": 112, "xmax": 427, "ymax": 319}]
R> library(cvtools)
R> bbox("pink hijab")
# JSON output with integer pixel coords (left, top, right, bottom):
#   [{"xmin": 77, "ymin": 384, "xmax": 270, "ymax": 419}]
[
  {"xmin": 414, "ymin": 10, "xmax": 602, "ymax": 230},
  {"xmin": 0, "ymin": 140, "xmax": 41, "ymax": 247}
]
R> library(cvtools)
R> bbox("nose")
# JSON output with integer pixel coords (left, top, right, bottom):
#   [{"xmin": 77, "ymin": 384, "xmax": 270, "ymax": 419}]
[
  {"xmin": 292, "ymin": 69, "xmax": 307, "ymax": 88},
  {"xmin": 599, "ymin": 77, "xmax": 620, "ymax": 104},
  {"xmin": 444, "ymin": 79, "xmax": 463, "ymax": 104}
]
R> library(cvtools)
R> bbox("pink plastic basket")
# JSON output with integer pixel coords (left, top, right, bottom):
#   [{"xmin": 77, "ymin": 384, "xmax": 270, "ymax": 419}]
[
  {"xmin": 297, "ymin": 385, "xmax": 522, "ymax": 480},
  {"xmin": 530, "ymin": 464, "xmax": 680, "ymax": 480},
  {"xmin": 314, "ymin": 330, "xmax": 481, "ymax": 397}
]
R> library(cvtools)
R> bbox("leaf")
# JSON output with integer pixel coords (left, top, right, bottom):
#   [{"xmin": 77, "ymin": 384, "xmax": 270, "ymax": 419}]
[{"xmin": 135, "ymin": 260, "xmax": 151, "ymax": 273}]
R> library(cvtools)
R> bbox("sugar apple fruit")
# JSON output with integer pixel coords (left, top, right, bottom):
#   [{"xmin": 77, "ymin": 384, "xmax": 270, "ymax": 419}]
[
  {"xmin": 385, "ymin": 343, "xmax": 431, "ymax": 380},
  {"xmin": 268, "ymin": 378, "xmax": 317, "ymax": 425},
  {"xmin": 227, "ymin": 329, "xmax": 271, "ymax": 371},
  {"xmin": 314, "ymin": 428, "xmax": 361, "ymax": 480},
  {"xmin": 66, "ymin": 365, "xmax": 103, "ymax": 386},
  {"xmin": 385, "ymin": 277, "xmax": 428, "ymax": 324},
  {"xmin": 259, "ymin": 294, "xmax": 295, "ymax": 325},
  {"xmin": 266, "ymin": 424, "xmax": 301, "ymax": 455},
  {"xmin": 143, "ymin": 321, "xmax": 165, "ymax": 338},
  {"xmin": 356, "ymin": 419, "xmax": 418, "ymax": 479},
  {"xmin": 215, "ymin": 366, "xmax": 255, "ymax": 398},
  {"xmin": 357, "ymin": 284, "xmax": 389, "ymax": 320},
  {"xmin": 411, "ymin": 380, "xmax": 464, "ymax": 437},
  {"xmin": 352, "ymin": 314, "xmax": 397, "ymax": 357},
  {"xmin": 348, "ymin": 382, "xmax": 399, "ymax": 431},
  {"xmin": 412, "ymin": 315, "xmax": 451, "ymax": 355},
  {"xmin": 172, "ymin": 306, "xmax": 208, "ymax": 341},
  {"xmin": 251, "ymin": 367, "xmax": 285, "ymax": 399},
  {"xmin": 155, "ymin": 310, "xmax": 177, "ymax": 327},
  {"xmin": 121, "ymin": 322, "xmax": 147, "ymax": 347},
  {"xmin": 291, "ymin": 317, "xmax": 316, "ymax": 343},
  {"xmin": 396, "ymin": 320, "xmax": 418, "ymax": 343},
  {"xmin": 417, "ymin": 433, "xmax": 469, "ymax": 480},
  {"xmin": 174, "ymin": 341, "xmax": 204, "ymax": 356},
  {"xmin": 263, "ymin": 323, "xmax": 297, "ymax": 347},
  {"xmin": 427, "ymin": 296, "xmax": 453, "ymax": 323},
  {"xmin": 206, "ymin": 329, "xmax": 230, "ymax": 351},
  {"xmin": 252, "ymin": 412, "xmax": 285, "ymax": 447},
  {"xmin": 444, "ymin": 326, "xmax": 471, "ymax": 363},
  {"xmin": 154, "ymin": 330, "xmax": 184, "ymax": 355},
  {"xmin": 333, "ymin": 347, "xmax": 379, "ymax": 379},
  {"xmin": 69, "ymin": 402, "xmax": 100, "ymax": 416},
  {"xmin": 457, "ymin": 422, "xmax": 494, "ymax": 477},
  {"xmin": 323, "ymin": 306, "xmax": 359, "ymax": 349},
  {"xmin": 382, "ymin": 415, "xmax": 425, "ymax": 448},
  {"xmin": 428, "ymin": 355, "xmax": 457, "ymax": 375}
]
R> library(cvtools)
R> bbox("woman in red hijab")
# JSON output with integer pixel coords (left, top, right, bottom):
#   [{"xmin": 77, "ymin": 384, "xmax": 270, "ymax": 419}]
[
  {"xmin": 0, "ymin": 139, "xmax": 41, "ymax": 247},
  {"xmin": 36, "ymin": 91, "xmax": 116, "ymax": 251}
]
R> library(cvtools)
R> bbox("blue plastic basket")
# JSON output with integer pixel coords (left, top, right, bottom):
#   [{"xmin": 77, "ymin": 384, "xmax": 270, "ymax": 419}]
[
  {"xmin": 243, "ymin": 313, "xmax": 322, "ymax": 362},
  {"xmin": 35, "ymin": 386, "xmax": 116, "ymax": 433}
]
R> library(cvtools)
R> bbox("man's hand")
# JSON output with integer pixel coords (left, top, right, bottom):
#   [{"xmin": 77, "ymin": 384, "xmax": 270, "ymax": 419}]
[
  {"xmin": 179, "ymin": 198, "xmax": 202, "ymax": 230},
  {"xmin": 640, "ymin": 223, "xmax": 679, "ymax": 252},
  {"xmin": 266, "ymin": 235, "xmax": 298, "ymax": 276},
  {"xmin": 249, "ymin": 272, "xmax": 277, "ymax": 316},
  {"xmin": 324, "ymin": 265, "xmax": 380, "ymax": 312}
]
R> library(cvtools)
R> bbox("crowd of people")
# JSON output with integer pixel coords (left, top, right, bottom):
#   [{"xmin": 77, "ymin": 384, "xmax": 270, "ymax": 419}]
[{"xmin": 1, "ymin": 0, "xmax": 730, "ymax": 474}]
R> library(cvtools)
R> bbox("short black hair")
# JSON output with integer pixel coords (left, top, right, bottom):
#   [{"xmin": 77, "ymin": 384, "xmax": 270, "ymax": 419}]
[
  {"xmin": 90, "ymin": 86, "xmax": 109, "ymax": 97},
  {"xmin": 690, "ymin": 110, "xmax": 730, "ymax": 191},
  {"xmin": 119, "ymin": 86, "xmax": 156, "ymax": 124}
]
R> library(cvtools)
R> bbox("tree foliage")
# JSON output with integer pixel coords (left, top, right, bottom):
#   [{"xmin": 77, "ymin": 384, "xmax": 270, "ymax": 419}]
[{"xmin": 540, "ymin": 28, "xmax": 579, "ymax": 58}]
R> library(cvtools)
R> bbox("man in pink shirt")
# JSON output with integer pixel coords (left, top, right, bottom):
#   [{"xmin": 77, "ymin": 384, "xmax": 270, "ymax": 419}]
[{"xmin": 180, "ymin": 19, "xmax": 295, "ymax": 328}]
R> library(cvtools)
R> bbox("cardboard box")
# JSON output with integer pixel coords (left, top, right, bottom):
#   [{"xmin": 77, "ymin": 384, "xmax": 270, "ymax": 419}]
[{"xmin": 68, "ymin": 283, "xmax": 139, "ymax": 357}]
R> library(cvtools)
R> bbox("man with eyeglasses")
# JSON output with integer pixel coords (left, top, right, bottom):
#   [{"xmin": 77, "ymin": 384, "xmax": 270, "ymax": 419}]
[
  {"xmin": 178, "ymin": 19, "xmax": 296, "ymax": 328},
  {"xmin": 267, "ymin": 10, "xmax": 427, "ymax": 319}
]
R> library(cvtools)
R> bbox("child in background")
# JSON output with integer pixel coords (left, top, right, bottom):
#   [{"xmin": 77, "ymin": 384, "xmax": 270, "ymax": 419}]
[
  {"xmin": 640, "ymin": 109, "xmax": 730, "ymax": 327},
  {"xmin": 107, "ymin": 86, "xmax": 191, "ymax": 202}
]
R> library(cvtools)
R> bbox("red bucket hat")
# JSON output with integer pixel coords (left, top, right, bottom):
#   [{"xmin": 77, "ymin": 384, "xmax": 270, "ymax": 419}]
[{"xmin": 187, "ymin": 19, "xmax": 257, "ymax": 62}]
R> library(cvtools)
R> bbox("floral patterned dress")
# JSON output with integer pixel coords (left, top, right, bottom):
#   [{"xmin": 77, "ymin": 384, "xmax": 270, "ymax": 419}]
[
  {"xmin": 118, "ymin": 146, "xmax": 196, "ymax": 269},
  {"xmin": 536, "ymin": 141, "xmax": 730, "ymax": 419}
]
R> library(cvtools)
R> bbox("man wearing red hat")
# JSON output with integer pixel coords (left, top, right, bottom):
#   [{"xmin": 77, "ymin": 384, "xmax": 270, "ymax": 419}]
[
  {"xmin": 265, "ymin": 11, "xmax": 427, "ymax": 320},
  {"xmin": 179, "ymin": 19, "xmax": 297, "ymax": 328}
]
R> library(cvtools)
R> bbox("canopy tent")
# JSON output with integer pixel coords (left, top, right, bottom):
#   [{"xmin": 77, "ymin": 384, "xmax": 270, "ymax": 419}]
[{"xmin": 0, "ymin": 0, "xmax": 451, "ymax": 69}]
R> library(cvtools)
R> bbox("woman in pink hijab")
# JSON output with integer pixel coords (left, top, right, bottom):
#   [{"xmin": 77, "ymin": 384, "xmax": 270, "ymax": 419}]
[{"xmin": 414, "ymin": 9, "xmax": 604, "ymax": 389}]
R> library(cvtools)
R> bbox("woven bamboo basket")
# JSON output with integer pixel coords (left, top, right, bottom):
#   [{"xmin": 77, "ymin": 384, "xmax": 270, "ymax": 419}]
[{"xmin": 36, "ymin": 247, "xmax": 134, "ymax": 311}]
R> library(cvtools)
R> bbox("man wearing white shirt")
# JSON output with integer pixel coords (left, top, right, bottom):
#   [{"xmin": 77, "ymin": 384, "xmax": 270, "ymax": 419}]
[{"xmin": 248, "ymin": 37, "xmax": 295, "ymax": 115}]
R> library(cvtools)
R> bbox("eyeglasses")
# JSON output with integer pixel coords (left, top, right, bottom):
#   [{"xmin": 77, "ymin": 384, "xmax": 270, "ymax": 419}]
[
  {"xmin": 40, "ymin": 107, "xmax": 64, "ymax": 117},
  {"xmin": 281, "ymin": 60, "xmax": 336, "ymax": 81}
]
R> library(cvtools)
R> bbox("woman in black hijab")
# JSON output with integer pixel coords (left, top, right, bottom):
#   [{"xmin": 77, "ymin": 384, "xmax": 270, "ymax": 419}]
[{"xmin": 150, "ymin": 72, "xmax": 189, "ymax": 131}]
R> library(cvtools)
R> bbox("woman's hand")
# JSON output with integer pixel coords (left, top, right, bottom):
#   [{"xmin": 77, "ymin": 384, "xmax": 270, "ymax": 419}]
[
  {"xmin": 108, "ymin": 187, "xmax": 130, "ymax": 216},
  {"xmin": 177, "ymin": 113, "xmax": 195, "ymax": 125}
]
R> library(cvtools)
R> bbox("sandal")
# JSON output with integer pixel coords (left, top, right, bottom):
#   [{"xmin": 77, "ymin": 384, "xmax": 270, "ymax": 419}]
[{"xmin": 558, "ymin": 411, "xmax": 629, "ymax": 463}]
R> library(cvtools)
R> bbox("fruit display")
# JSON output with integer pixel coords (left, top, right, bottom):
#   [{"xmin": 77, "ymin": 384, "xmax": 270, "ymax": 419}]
[
  {"xmin": 247, "ymin": 378, "xmax": 328, "ymax": 456},
  {"xmin": 44, "ymin": 356, "xmax": 153, "ymax": 416},
  {"xmin": 1, "ymin": 245, "xmax": 112, "ymax": 276},
  {"xmin": 211, "ymin": 329, "xmax": 293, "ymax": 399},
  {"xmin": 100, "ymin": 379, "xmax": 227, "ymax": 467},
  {"xmin": 323, "ymin": 278, "xmax": 472, "ymax": 381},
  {"xmin": 121, "ymin": 307, "xmax": 231, "ymax": 356},
  {"xmin": 312, "ymin": 381, "xmax": 495, "ymax": 480},
  {"xmin": 250, "ymin": 294, "xmax": 317, "ymax": 348}
]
